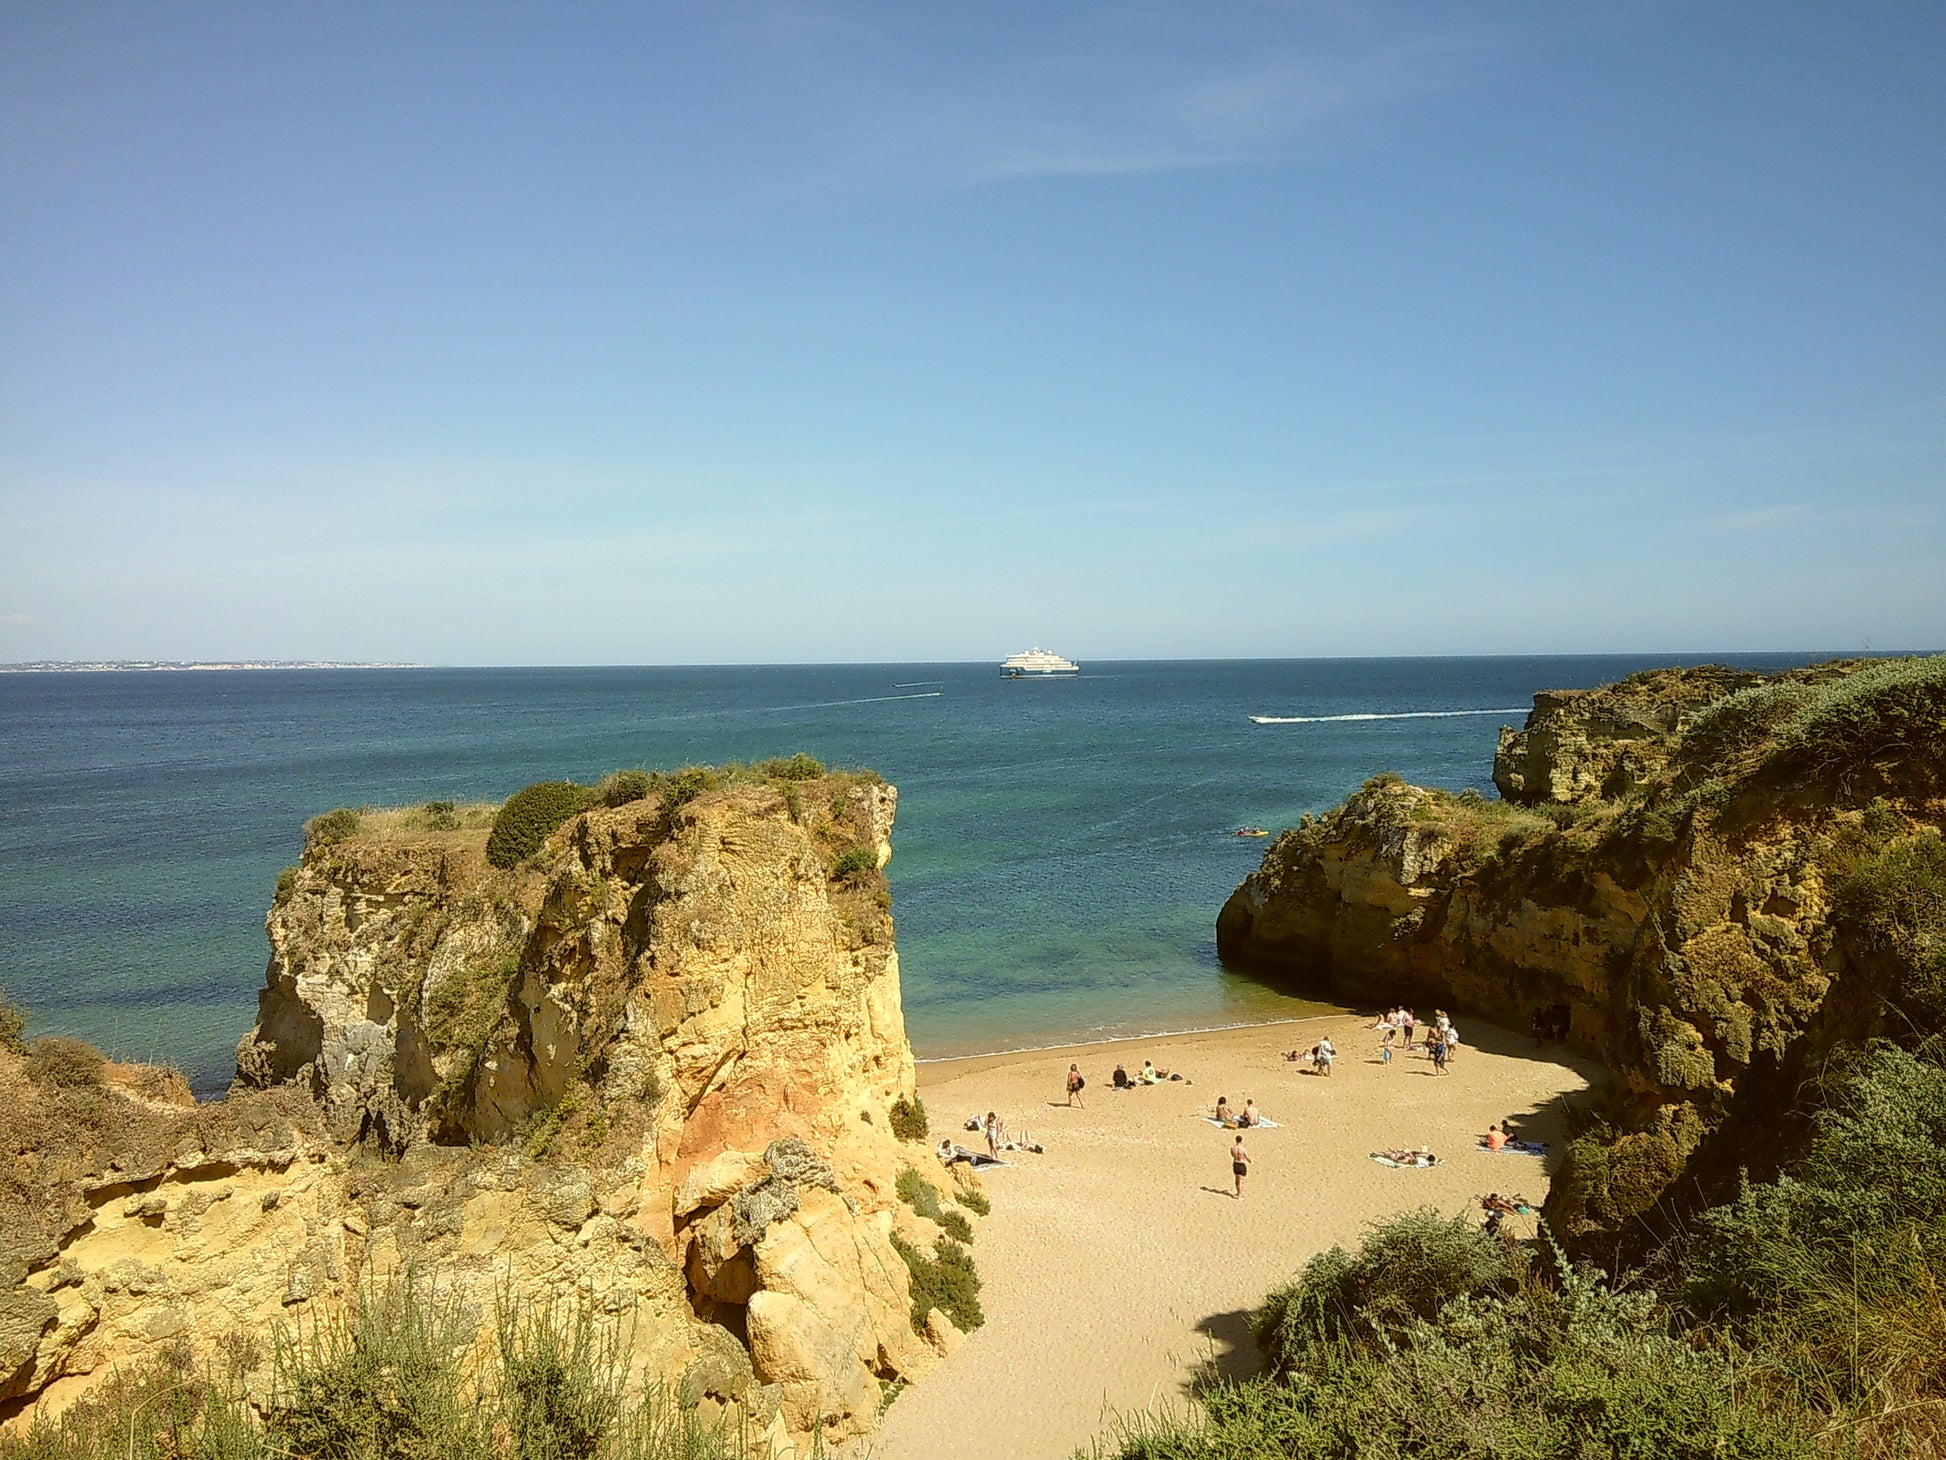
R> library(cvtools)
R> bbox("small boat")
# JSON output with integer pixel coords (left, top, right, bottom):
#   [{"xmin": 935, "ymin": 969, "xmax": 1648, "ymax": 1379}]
[{"xmin": 1233, "ymin": 826, "xmax": 1269, "ymax": 838}]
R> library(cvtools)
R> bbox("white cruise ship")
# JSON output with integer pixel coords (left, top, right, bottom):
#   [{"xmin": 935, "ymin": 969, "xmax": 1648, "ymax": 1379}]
[{"xmin": 1001, "ymin": 647, "xmax": 1079, "ymax": 678}]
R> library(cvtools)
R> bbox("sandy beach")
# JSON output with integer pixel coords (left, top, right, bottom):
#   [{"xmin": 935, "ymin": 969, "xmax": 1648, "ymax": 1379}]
[{"xmin": 859, "ymin": 1012, "xmax": 1599, "ymax": 1460}]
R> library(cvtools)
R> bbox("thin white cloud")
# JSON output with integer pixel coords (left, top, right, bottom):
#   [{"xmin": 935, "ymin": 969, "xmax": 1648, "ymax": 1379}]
[
  {"xmin": 770, "ymin": 6, "xmax": 1492, "ymax": 190},
  {"xmin": 0, "ymin": 612, "xmax": 39, "ymax": 628}
]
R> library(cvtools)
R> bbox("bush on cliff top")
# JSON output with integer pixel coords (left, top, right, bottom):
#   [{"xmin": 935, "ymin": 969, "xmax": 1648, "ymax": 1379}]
[
  {"xmin": 888, "ymin": 1092, "xmax": 929, "ymax": 1141},
  {"xmin": 0, "ymin": 982, "xmax": 25, "ymax": 1053},
  {"xmin": 485, "ymin": 779, "xmax": 592, "ymax": 867},
  {"xmin": 304, "ymin": 805, "xmax": 362, "ymax": 848}
]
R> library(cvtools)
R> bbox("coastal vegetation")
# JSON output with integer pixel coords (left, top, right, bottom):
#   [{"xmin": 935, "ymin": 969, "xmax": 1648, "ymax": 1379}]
[
  {"xmin": 1200, "ymin": 654, "xmax": 1946, "ymax": 1459},
  {"xmin": 0, "ymin": 1277, "xmax": 744, "ymax": 1460},
  {"xmin": 888, "ymin": 1092, "xmax": 929, "ymax": 1142},
  {"xmin": 1092, "ymin": 1037, "xmax": 1946, "ymax": 1459},
  {"xmin": 888, "ymin": 1233, "xmax": 983, "ymax": 1338}
]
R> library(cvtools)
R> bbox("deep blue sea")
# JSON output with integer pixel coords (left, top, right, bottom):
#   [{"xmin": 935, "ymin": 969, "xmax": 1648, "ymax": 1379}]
[{"xmin": 0, "ymin": 655, "xmax": 1840, "ymax": 1096}]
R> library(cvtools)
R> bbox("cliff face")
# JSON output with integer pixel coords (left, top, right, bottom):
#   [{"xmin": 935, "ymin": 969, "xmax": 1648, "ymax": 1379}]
[
  {"xmin": 1221, "ymin": 658, "xmax": 1946, "ymax": 1260},
  {"xmin": 7, "ymin": 771, "xmax": 961, "ymax": 1452}
]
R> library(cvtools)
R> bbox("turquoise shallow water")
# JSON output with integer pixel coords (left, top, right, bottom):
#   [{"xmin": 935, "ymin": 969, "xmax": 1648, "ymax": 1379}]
[{"xmin": 0, "ymin": 655, "xmax": 1833, "ymax": 1095}]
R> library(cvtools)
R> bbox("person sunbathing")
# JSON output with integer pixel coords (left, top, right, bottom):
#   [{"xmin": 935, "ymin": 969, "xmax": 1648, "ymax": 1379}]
[
  {"xmin": 1215, "ymin": 1096, "xmax": 1235, "ymax": 1126},
  {"xmin": 1141, "ymin": 1059, "xmax": 1172, "ymax": 1084},
  {"xmin": 1239, "ymin": 1098, "xmax": 1261, "ymax": 1127},
  {"xmin": 1485, "ymin": 1122, "xmax": 1509, "ymax": 1151},
  {"xmin": 1112, "ymin": 1063, "xmax": 1131, "ymax": 1089}
]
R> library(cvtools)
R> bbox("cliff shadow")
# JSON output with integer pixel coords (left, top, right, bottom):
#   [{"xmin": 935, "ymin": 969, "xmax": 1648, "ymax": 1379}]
[{"xmin": 1182, "ymin": 1306, "xmax": 1264, "ymax": 1397}]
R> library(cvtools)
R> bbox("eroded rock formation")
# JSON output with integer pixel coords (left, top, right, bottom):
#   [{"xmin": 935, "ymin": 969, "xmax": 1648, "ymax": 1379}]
[
  {"xmin": 1222, "ymin": 658, "xmax": 1946, "ymax": 1262},
  {"xmin": 6, "ymin": 770, "xmax": 967, "ymax": 1453}
]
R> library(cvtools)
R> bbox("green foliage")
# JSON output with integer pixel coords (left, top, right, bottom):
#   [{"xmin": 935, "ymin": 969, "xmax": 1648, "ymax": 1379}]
[
  {"xmin": 594, "ymin": 769, "xmax": 653, "ymax": 807},
  {"xmin": 487, "ymin": 780, "xmax": 592, "ymax": 868},
  {"xmin": 888, "ymin": 1092, "xmax": 929, "ymax": 1142},
  {"xmin": 0, "ymin": 983, "xmax": 26, "ymax": 1054},
  {"xmin": 422, "ymin": 799, "xmax": 460, "ymax": 830},
  {"xmin": 655, "ymin": 765, "xmax": 719, "ymax": 809},
  {"xmin": 1253, "ymin": 1209, "xmax": 1516, "ymax": 1378},
  {"xmin": 754, "ymin": 752, "xmax": 825, "ymax": 781},
  {"xmin": 828, "ymin": 845, "xmax": 877, "ymax": 882},
  {"xmin": 273, "ymin": 865, "xmax": 300, "ymax": 904},
  {"xmin": 895, "ymin": 1167, "xmax": 945, "ymax": 1222},
  {"xmin": 269, "ymin": 1274, "xmax": 482, "ymax": 1460},
  {"xmin": 25, "ymin": 1035, "xmax": 105, "ymax": 1089},
  {"xmin": 957, "ymin": 1187, "xmax": 990, "ymax": 1217},
  {"xmin": 1089, "ymin": 1239, "xmax": 1806, "ymax": 1460},
  {"xmin": 895, "ymin": 1167, "xmax": 977, "ymax": 1243},
  {"xmin": 305, "ymin": 806, "xmax": 363, "ymax": 847},
  {"xmin": 1828, "ymin": 817, "xmax": 1946, "ymax": 1025},
  {"xmin": 889, "ymin": 1233, "xmax": 984, "ymax": 1336},
  {"xmin": 1771, "ymin": 653, "xmax": 1946, "ymax": 776},
  {"xmin": 494, "ymin": 1296, "xmax": 624, "ymax": 1460},
  {"xmin": 1680, "ymin": 682, "xmax": 1817, "ymax": 769},
  {"xmin": 0, "ymin": 1279, "xmax": 742, "ymax": 1460},
  {"xmin": 1685, "ymin": 1041, "xmax": 1946, "ymax": 1411}
]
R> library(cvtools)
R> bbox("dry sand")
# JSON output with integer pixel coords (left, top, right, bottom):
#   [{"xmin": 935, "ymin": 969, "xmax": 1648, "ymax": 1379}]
[{"xmin": 856, "ymin": 1012, "xmax": 1598, "ymax": 1460}]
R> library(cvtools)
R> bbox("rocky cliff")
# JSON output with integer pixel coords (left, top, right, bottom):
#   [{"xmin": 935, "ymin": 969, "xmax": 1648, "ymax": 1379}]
[
  {"xmin": 1220, "ymin": 656, "xmax": 1946, "ymax": 1262},
  {"xmin": 5, "ymin": 765, "xmax": 976, "ymax": 1453}
]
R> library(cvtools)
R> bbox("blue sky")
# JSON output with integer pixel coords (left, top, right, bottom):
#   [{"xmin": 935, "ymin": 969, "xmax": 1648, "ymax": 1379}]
[{"xmin": 3, "ymin": 2, "xmax": 1941, "ymax": 663}]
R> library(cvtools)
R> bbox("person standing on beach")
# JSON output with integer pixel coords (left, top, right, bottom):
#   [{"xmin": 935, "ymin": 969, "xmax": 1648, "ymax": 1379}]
[
  {"xmin": 1230, "ymin": 1134, "xmax": 1251, "ymax": 1199},
  {"xmin": 984, "ymin": 1112, "xmax": 1001, "ymax": 1159},
  {"xmin": 1066, "ymin": 1063, "xmax": 1086, "ymax": 1108}
]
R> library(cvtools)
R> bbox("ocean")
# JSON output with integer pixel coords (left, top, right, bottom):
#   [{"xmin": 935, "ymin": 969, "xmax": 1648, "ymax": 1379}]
[{"xmin": 0, "ymin": 654, "xmax": 1836, "ymax": 1096}]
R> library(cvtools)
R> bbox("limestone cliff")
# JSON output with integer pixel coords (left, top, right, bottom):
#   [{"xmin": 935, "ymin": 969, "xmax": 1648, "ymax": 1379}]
[
  {"xmin": 1221, "ymin": 657, "xmax": 1946, "ymax": 1262},
  {"xmin": 6, "ymin": 767, "xmax": 967, "ymax": 1452}
]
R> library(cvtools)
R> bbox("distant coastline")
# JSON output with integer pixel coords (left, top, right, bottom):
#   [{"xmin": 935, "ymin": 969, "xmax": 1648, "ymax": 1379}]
[{"xmin": 0, "ymin": 659, "xmax": 425, "ymax": 672}]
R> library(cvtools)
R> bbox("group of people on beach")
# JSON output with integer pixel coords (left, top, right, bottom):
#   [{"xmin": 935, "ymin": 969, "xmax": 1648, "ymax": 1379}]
[
  {"xmin": 1374, "ymin": 1007, "xmax": 1461, "ymax": 1073},
  {"xmin": 1213, "ymin": 1094, "xmax": 1263, "ymax": 1127}
]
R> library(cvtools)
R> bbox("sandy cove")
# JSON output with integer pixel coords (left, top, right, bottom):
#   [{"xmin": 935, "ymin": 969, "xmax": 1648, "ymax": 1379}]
[{"xmin": 858, "ymin": 1012, "xmax": 1599, "ymax": 1460}]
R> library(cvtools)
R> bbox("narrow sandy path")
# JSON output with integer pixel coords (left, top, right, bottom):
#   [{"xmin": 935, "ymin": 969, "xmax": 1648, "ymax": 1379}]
[{"xmin": 855, "ymin": 1014, "xmax": 1595, "ymax": 1460}]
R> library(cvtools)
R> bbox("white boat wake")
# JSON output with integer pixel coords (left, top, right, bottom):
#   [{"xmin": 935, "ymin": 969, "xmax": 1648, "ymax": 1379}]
[{"xmin": 1250, "ymin": 707, "xmax": 1528, "ymax": 725}]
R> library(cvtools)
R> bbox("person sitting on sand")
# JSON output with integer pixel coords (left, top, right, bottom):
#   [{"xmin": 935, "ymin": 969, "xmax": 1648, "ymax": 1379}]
[
  {"xmin": 1215, "ymin": 1096, "xmax": 1234, "ymax": 1126},
  {"xmin": 1113, "ymin": 1062, "xmax": 1130, "ymax": 1089},
  {"xmin": 1142, "ymin": 1059, "xmax": 1171, "ymax": 1084},
  {"xmin": 1485, "ymin": 1122, "xmax": 1508, "ymax": 1151},
  {"xmin": 1240, "ymin": 1098, "xmax": 1261, "ymax": 1127}
]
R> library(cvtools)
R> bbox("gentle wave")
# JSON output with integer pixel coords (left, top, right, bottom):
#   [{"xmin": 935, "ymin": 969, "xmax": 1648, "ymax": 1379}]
[
  {"xmin": 1249, "ymin": 707, "xmax": 1529, "ymax": 724},
  {"xmin": 765, "ymin": 691, "xmax": 943, "ymax": 711}
]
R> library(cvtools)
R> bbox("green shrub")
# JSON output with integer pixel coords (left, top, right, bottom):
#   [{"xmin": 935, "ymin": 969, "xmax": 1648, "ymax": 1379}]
[
  {"xmin": 273, "ymin": 865, "xmax": 300, "ymax": 904},
  {"xmin": 957, "ymin": 1187, "xmax": 990, "ymax": 1217},
  {"xmin": 1680, "ymin": 682, "xmax": 1816, "ymax": 769},
  {"xmin": 422, "ymin": 799, "xmax": 460, "ymax": 830},
  {"xmin": 594, "ymin": 768, "xmax": 653, "ymax": 807},
  {"xmin": 1770, "ymin": 654, "xmax": 1946, "ymax": 777},
  {"xmin": 1088, "ymin": 1241, "xmax": 1807, "ymax": 1460},
  {"xmin": 890, "ymin": 1233, "xmax": 984, "ymax": 1335},
  {"xmin": 494, "ymin": 1296, "xmax": 623, "ymax": 1459},
  {"xmin": 26, "ymin": 1036, "xmax": 105, "ymax": 1089},
  {"xmin": 756, "ymin": 753, "xmax": 825, "ymax": 781},
  {"xmin": 0, "ymin": 1277, "xmax": 740, "ymax": 1460},
  {"xmin": 889, "ymin": 1092, "xmax": 929, "ymax": 1141},
  {"xmin": 269, "ymin": 1274, "xmax": 482, "ymax": 1459},
  {"xmin": 656, "ymin": 765, "xmax": 719, "ymax": 808},
  {"xmin": 486, "ymin": 780, "xmax": 591, "ymax": 868},
  {"xmin": 305, "ymin": 806, "xmax": 362, "ymax": 848},
  {"xmin": 938, "ymin": 1208, "xmax": 974, "ymax": 1244},
  {"xmin": 828, "ymin": 845, "xmax": 877, "ymax": 882},
  {"xmin": 1253, "ymin": 1208, "xmax": 1516, "ymax": 1377},
  {"xmin": 1829, "ymin": 825, "xmax": 1946, "ymax": 1024},
  {"xmin": 896, "ymin": 1167, "xmax": 945, "ymax": 1222}
]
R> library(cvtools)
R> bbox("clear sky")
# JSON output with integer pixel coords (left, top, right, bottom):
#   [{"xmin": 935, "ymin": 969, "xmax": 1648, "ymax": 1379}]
[{"xmin": 3, "ymin": 2, "xmax": 1942, "ymax": 664}]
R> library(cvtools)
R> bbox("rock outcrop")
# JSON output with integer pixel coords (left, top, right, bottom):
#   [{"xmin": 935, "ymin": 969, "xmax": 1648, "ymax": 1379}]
[
  {"xmin": 1222, "ymin": 657, "xmax": 1946, "ymax": 1262},
  {"xmin": 6, "ymin": 767, "xmax": 969, "ymax": 1452}
]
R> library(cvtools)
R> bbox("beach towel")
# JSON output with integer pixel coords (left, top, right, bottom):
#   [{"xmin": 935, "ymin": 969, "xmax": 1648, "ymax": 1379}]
[
  {"xmin": 1478, "ymin": 1140, "xmax": 1548, "ymax": 1156},
  {"xmin": 1204, "ymin": 1116, "xmax": 1281, "ymax": 1129},
  {"xmin": 1368, "ymin": 1153, "xmax": 1441, "ymax": 1169}
]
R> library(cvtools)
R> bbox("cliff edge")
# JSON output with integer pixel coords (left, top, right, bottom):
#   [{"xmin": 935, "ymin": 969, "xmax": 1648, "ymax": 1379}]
[
  {"xmin": 6, "ymin": 763, "xmax": 975, "ymax": 1453},
  {"xmin": 1219, "ymin": 656, "xmax": 1946, "ymax": 1261}
]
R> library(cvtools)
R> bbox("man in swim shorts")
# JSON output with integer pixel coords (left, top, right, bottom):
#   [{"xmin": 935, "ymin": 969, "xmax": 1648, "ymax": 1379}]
[{"xmin": 1231, "ymin": 1134, "xmax": 1251, "ymax": 1199}]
